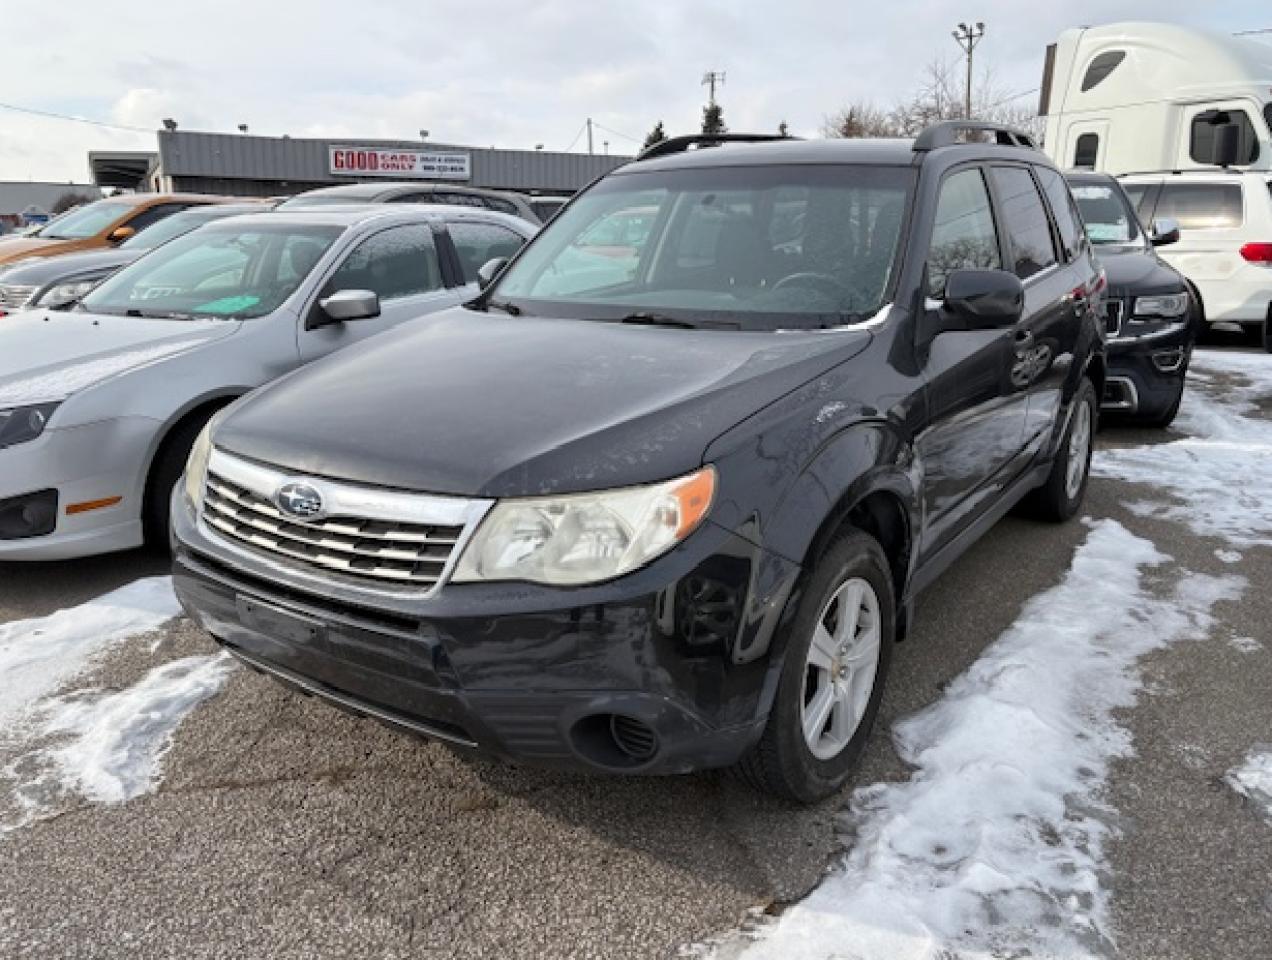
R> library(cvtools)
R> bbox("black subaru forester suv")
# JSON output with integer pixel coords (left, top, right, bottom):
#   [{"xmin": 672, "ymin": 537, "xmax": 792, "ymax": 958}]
[{"xmin": 172, "ymin": 123, "xmax": 1105, "ymax": 802}]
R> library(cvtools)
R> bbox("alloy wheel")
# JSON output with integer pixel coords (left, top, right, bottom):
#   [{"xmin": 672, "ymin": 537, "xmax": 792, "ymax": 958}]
[{"xmin": 1065, "ymin": 397, "xmax": 1093, "ymax": 500}]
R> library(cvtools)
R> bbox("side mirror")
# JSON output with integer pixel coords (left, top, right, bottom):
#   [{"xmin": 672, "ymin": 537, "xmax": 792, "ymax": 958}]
[
  {"xmin": 940, "ymin": 269, "xmax": 1025, "ymax": 330},
  {"xmin": 476, "ymin": 257, "xmax": 509, "ymax": 290},
  {"xmin": 1150, "ymin": 217, "xmax": 1181, "ymax": 247},
  {"xmin": 107, "ymin": 225, "xmax": 136, "ymax": 245},
  {"xmin": 317, "ymin": 288, "xmax": 380, "ymax": 324},
  {"xmin": 1209, "ymin": 122, "xmax": 1241, "ymax": 167}
]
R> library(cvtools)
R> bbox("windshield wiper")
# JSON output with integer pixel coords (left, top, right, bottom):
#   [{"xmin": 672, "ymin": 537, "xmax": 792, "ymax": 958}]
[
  {"xmin": 486, "ymin": 298, "xmax": 522, "ymax": 316},
  {"xmin": 614, "ymin": 312, "xmax": 699, "ymax": 330},
  {"xmin": 123, "ymin": 308, "xmax": 198, "ymax": 320}
]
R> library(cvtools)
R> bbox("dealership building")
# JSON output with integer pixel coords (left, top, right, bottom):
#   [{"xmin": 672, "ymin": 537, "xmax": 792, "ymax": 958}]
[{"xmin": 89, "ymin": 130, "xmax": 631, "ymax": 199}]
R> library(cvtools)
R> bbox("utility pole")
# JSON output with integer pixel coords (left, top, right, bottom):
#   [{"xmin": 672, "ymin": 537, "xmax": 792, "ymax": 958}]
[
  {"xmin": 951, "ymin": 21, "xmax": 985, "ymax": 120},
  {"xmin": 587, "ymin": 117, "xmax": 594, "ymax": 155},
  {"xmin": 701, "ymin": 70, "xmax": 726, "ymax": 106}
]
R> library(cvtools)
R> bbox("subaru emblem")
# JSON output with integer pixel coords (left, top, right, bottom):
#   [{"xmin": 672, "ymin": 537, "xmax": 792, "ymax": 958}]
[{"xmin": 275, "ymin": 481, "xmax": 325, "ymax": 520}]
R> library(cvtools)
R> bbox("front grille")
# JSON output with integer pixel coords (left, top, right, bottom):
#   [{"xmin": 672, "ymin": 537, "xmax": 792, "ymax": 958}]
[
  {"xmin": 1102, "ymin": 298, "xmax": 1124, "ymax": 338},
  {"xmin": 202, "ymin": 469, "xmax": 466, "ymax": 589},
  {"xmin": 0, "ymin": 284, "xmax": 38, "ymax": 311}
]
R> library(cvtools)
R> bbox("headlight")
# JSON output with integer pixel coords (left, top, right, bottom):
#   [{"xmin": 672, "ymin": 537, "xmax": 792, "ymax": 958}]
[
  {"xmin": 1133, "ymin": 293, "xmax": 1188, "ymax": 318},
  {"xmin": 36, "ymin": 278, "xmax": 100, "ymax": 309},
  {"xmin": 453, "ymin": 466, "xmax": 716, "ymax": 586},
  {"xmin": 183, "ymin": 422, "xmax": 215, "ymax": 510},
  {"xmin": 0, "ymin": 402, "xmax": 60, "ymax": 449}
]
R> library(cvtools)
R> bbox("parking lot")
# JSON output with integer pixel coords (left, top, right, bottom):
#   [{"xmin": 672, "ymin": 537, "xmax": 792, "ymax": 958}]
[{"xmin": 0, "ymin": 343, "xmax": 1267, "ymax": 960}]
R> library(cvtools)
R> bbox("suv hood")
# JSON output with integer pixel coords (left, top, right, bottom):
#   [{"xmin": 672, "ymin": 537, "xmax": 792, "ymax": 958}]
[
  {"xmin": 0, "ymin": 236, "xmax": 69, "ymax": 264},
  {"xmin": 1094, "ymin": 245, "xmax": 1184, "ymax": 296},
  {"xmin": 216, "ymin": 310, "xmax": 873, "ymax": 497},
  {"xmin": 0, "ymin": 311, "xmax": 239, "ymax": 407}
]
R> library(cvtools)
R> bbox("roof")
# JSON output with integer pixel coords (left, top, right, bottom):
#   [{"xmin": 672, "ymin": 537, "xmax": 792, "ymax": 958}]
[
  {"xmin": 291, "ymin": 182, "xmax": 514, "ymax": 200},
  {"xmin": 1064, "ymin": 170, "xmax": 1118, "ymax": 184},
  {"xmin": 88, "ymin": 151, "xmax": 158, "ymax": 189},
  {"xmin": 204, "ymin": 203, "xmax": 535, "ymax": 232}
]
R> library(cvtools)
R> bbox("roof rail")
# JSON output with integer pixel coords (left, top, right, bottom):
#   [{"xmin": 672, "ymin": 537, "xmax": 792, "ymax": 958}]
[
  {"xmin": 636, "ymin": 133, "xmax": 799, "ymax": 161},
  {"xmin": 913, "ymin": 121, "xmax": 1037, "ymax": 152}
]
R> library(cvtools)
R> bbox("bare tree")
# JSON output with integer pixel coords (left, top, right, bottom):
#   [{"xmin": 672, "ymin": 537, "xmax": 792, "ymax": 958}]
[
  {"xmin": 821, "ymin": 101, "xmax": 899, "ymax": 138},
  {"xmin": 51, "ymin": 191, "xmax": 98, "ymax": 215}
]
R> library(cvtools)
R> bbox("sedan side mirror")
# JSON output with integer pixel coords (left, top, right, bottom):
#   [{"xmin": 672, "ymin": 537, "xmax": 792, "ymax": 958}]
[
  {"xmin": 476, "ymin": 257, "xmax": 509, "ymax": 290},
  {"xmin": 1150, "ymin": 217, "xmax": 1181, "ymax": 247},
  {"xmin": 940, "ymin": 268, "xmax": 1025, "ymax": 330},
  {"xmin": 107, "ymin": 226, "xmax": 136, "ymax": 245},
  {"xmin": 317, "ymin": 288, "xmax": 380, "ymax": 324}
]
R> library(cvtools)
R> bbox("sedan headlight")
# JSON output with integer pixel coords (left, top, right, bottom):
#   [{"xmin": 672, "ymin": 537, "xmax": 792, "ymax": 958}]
[
  {"xmin": 1132, "ymin": 293, "xmax": 1188, "ymax": 318},
  {"xmin": 453, "ymin": 466, "xmax": 716, "ymax": 586},
  {"xmin": 183, "ymin": 421, "xmax": 215, "ymax": 510},
  {"xmin": 36, "ymin": 278, "xmax": 100, "ymax": 309},
  {"xmin": 0, "ymin": 402, "xmax": 60, "ymax": 449}
]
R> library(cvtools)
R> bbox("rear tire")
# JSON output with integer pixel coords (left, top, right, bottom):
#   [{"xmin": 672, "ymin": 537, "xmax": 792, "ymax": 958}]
[
  {"xmin": 1025, "ymin": 377, "xmax": 1097, "ymax": 522},
  {"xmin": 734, "ymin": 530, "xmax": 894, "ymax": 803},
  {"xmin": 142, "ymin": 412, "xmax": 217, "ymax": 551}
]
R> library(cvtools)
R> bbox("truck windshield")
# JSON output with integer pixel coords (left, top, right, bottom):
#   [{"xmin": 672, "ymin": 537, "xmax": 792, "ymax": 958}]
[
  {"xmin": 1069, "ymin": 182, "xmax": 1143, "ymax": 246},
  {"xmin": 79, "ymin": 223, "xmax": 343, "ymax": 320},
  {"xmin": 491, "ymin": 164, "xmax": 915, "ymax": 329}
]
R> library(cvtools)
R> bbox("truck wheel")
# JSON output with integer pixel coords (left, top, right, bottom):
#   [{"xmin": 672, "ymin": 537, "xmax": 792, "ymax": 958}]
[
  {"xmin": 734, "ymin": 530, "xmax": 894, "ymax": 803},
  {"xmin": 1026, "ymin": 377, "xmax": 1097, "ymax": 522}
]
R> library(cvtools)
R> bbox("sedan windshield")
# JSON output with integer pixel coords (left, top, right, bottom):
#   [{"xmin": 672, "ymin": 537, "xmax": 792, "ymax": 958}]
[
  {"xmin": 37, "ymin": 200, "xmax": 133, "ymax": 240},
  {"xmin": 1069, "ymin": 182, "xmax": 1143, "ymax": 246},
  {"xmin": 120, "ymin": 210, "xmax": 216, "ymax": 250},
  {"xmin": 79, "ymin": 223, "xmax": 343, "ymax": 320},
  {"xmin": 491, "ymin": 164, "xmax": 915, "ymax": 329}
]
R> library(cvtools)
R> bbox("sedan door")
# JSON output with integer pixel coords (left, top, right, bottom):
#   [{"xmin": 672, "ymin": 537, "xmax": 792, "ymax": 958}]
[{"xmin": 298, "ymin": 222, "xmax": 461, "ymax": 363}]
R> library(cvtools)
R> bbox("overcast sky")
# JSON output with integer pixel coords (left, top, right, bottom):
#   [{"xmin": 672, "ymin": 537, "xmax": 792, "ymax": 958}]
[{"xmin": 1, "ymin": 1, "xmax": 1267, "ymax": 184}]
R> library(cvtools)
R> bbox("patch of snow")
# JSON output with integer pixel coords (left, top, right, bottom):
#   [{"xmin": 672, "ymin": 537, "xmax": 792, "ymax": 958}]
[
  {"xmin": 816, "ymin": 402, "xmax": 850, "ymax": 423},
  {"xmin": 0, "ymin": 577, "xmax": 181, "ymax": 726},
  {"xmin": 1226, "ymin": 748, "xmax": 1272, "ymax": 824},
  {"xmin": 1094, "ymin": 350, "xmax": 1272, "ymax": 547},
  {"xmin": 4, "ymin": 654, "xmax": 234, "ymax": 825},
  {"xmin": 1214, "ymin": 549, "xmax": 1243, "ymax": 564},
  {"xmin": 1229, "ymin": 636, "xmax": 1263, "ymax": 654},
  {"xmin": 706, "ymin": 520, "xmax": 1241, "ymax": 960}
]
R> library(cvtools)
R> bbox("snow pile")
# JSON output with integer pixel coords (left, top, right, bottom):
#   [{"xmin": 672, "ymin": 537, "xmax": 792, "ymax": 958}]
[
  {"xmin": 1226, "ymin": 748, "xmax": 1272, "ymax": 824},
  {"xmin": 0, "ymin": 577, "xmax": 182, "ymax": 725},
  {"xmin": 1094, "ymin": 350, "xmax": 1272, "ymax": 547},
  {"xmin": 6, "ymin": 654, "xmax": 234, "ymax": 818},
  {"xmin": 712, "ymin": 521, "xmax": 1241, "ymax": 960}
]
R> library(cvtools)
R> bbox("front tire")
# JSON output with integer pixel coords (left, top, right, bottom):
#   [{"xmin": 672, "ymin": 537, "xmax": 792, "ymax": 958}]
[
  {"xmin": 142, "ymin": 413, "xmax": 217, "ymax": 551},
  {"xmin": 1026, "ymin": 376, "xmax": 1097, "ymax": 522},
  {"xmin": 1263, "ymin": 317, "xmax": 1272, "ymax": 354},
  {"xmin": 735, "ymin": 530, "xmax": 894, "ymax": 803}
]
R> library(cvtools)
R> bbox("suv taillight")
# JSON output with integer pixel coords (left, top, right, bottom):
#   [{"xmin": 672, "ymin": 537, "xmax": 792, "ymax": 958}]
[{"xmin": 1239, "ymin": 242, "xmax": 1272, "ymax": 262}]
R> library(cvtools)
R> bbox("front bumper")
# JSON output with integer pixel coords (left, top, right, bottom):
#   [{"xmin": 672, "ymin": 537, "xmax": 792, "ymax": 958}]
[
  {"xmin": 171, "ymin": 487, "xmax": 800, "ymax": 775},
  {"xmin": 0, "ymin": 417, "xmax": 154, "ymax": 559},
  {"xmin": 1102, "ymin": 321, "xmax": 1193, "ymax": 419}
]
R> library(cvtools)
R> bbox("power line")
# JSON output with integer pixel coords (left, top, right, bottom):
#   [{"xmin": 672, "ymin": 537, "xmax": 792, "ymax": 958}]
[
  {"xmin": 1233, "ymin": 27, "xmax": 1272, "ymax": 36},
  {"xmin": 562, "ymin": 119, "xmax": 589, "ymax": 153},
  {"xmin": 985, "ymin": 86, "xmax": 1039, "ymax": 111},
  {"xmin": 0, "ymin": 100, "xmax": 153, "ymax": 135},
  {"xmin": 590, "ymin": 121, "xmax": 640, "ymax": 144}
]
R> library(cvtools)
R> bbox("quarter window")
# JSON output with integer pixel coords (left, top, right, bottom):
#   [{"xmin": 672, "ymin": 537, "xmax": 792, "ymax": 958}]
[
  {"xmin": 1153, "ymin": 183, "xmax": 1243, "ymax": 230},
  {"xmin": 1073, "ymin": 133, "xmax": 1099, "ymax": 170},
  {"xmin": 325, "ymin": 224, "xmax": 442, "ymax": 301},
  {"xmin": 1190, "ymin": 110, "xmax": 1260, "ymax": 165},
  {"xmin": 927, "ymin": 168, "xmax": 1001, "ymax": 298},
  {"xmin": 1035, "ymin": 167, "xmax": 1083, "ymax": 260},
  {"xmin": 448, "ymin": 222, "xmax": 527, "ymax": 283},
  {"xmin": 990, "ymin": 166, "xmax": 1058, "ymax": 280}
]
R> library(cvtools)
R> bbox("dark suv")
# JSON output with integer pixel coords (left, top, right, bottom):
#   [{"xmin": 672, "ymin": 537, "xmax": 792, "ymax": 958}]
[{"xmin": 172, "ymin": 123, "xmax": 1105, "ymax": 802}]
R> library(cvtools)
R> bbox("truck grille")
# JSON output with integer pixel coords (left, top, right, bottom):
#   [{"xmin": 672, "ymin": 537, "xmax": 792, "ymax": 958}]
[
  {"xmin": 1101, "ymin": 298, "xmax": 1124, "ymax": 338},
  {"xmin": 200, "ymin": 452, "xmax": 488, "ymax": 592},
  {"xmin": 0, "ymin": 284, "xmax": 38, "ymax": 311}
]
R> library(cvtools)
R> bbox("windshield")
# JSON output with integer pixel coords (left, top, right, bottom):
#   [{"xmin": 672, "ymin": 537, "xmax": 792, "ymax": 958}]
[
  {"xmin": 1069, "ymin": 182, "xmax": 1143, "ymax": 246},
  {"xmin": 275, "ymin": 193, "xmax": 370, "ymax": 209},
  {"xmin": 36, "ymin": 200, "xmax": 132, "ymax": 240},
  {"xmin": 79, "ymin": 223, "xmax": 343, "ymax": 320},
  {"xmin": 120, "ymin": 210, "xmax": 217, "ymax": 250},
  {"xmin": 491, "ymin": 164, "xmax": 915, "ymax": 329}
]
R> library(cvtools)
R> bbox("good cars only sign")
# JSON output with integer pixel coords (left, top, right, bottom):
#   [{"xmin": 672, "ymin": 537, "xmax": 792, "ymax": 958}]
[{"xmin": 328, "ymin": 146, "xmax": 471, "ymax": 180}]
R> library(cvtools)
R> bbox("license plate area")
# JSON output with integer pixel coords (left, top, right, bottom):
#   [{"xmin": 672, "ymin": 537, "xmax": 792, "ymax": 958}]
[{"xmin": 236, "ymin": 594, "xmax": 325, "ymax": 646}]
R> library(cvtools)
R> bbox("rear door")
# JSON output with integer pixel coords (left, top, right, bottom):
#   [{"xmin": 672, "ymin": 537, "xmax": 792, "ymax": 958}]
[{"xmin": 298, "ymin": 222, "xmax": 459, "ymax": 363}]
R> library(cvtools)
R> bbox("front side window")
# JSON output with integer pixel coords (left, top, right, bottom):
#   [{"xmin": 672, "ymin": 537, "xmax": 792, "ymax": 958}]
[
  {"xmin": 325, "ymin": 224, "xmax": 442, "ymax": 301},
  {"xmin": 1073, "ymin": 133, "xmax": 1099, "ymax": 170},
  {"xmin": 122, "ymin": 203, "xmax": 191, "ymax": 236},
  {"xmin": 1153, "ymin": 183, "xmax": 1243, "ymax": 230},
  {"xmin": 927, "ymin": 168, "xmax": 1001, "ymax": 298},
  {"xmin": 36, "ymin": 200, "xmax": 134, "ymax": 240},
  {"xmin": 1035, "ymin": 167, "xmax": 1084, "ymax": 260},
  {"xmin": 1068, "ymin": 181, "xmax": 1142, "ymax": 245},
  {"xmin": 448, "ymin": 222, "xmax": 527, "ymax": 283},
  {"xmin": 1190, "ymin": 110, "xmax": 1260, "ymax": 165},
  {"xmin": 990, "ymin": 166, "xmax": 1058, "ymax": 280},
  {"xmin": 79, "ymin": 224, "xmax": 343, "ymax": 319},
  {"xmin": 492, "ymin": 164, "xmax": 915, "ymax": 329}
]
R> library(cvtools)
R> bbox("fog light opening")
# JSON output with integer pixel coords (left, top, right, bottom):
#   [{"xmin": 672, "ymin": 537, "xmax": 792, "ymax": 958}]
[
  {"xmin": 570, "ymin": 713, "xmax": 661, "ymax": 769},
  {"xmin": 0, "ymin": 489, "xmax": 58, "ymax": 540},
  {"xmin": 1151, "ymin": 349, "xmax": 1185, "ymax": 373}
]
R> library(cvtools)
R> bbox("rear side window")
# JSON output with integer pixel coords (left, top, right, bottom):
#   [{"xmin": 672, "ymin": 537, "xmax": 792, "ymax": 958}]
[
  {"xmin": 325, "ymin": 224, "xmax": 442, "ymax": 301},
  {"xmin": 990, "ymin": 166, "xmax": 1058, "ymax": 280},
  {"xmin": 927, "ymin": 168, "xmax": 1001, "ymax": 298},
  {"xmin": 1073, "ymin": 133, "xmax": 1099, "ymax": 170},
  {"xmin": 448, "ymin": 221, "xmax": 527, "ymax": 283},
  {"xmin": 1035, "ymin": 167, "xmax": 1083, "ymax": 260},
  {"xmin": 1190, "ymin": 110, "xmax": 1260, "ymax": 165},
  {"xmin": 1081, "ymin": 51, "xmax": 1126, "ymax": 92},
  {"xmin": 1154, "ymin": 183, "xmax": 1243, "ymax": 229}
]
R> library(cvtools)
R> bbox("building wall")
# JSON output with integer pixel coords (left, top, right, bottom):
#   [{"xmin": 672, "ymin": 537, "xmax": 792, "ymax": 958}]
[{"xmin": 156, "ymin": 131, "xmax": 630, "ymax": 196}]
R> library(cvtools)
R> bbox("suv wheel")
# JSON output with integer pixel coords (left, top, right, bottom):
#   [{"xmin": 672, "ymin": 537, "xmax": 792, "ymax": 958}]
[
  {"xmin": 735, "ymin": 530, "xmax": 894, "ymax": 803},
  {"xmin": 1026, "ymin": 377, "xmax": 1097, "ymax": 522}
]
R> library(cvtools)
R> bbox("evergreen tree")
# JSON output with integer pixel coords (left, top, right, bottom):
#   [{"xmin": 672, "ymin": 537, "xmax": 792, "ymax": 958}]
[
  {"xmin": 701, "ymin": 103, "xmax": 727, "ymax": 135},
  {"xmin": 642, "ymin": 121, "xmax": 668, "ymax": 150},
  {"xmin": 778, "ymin": 121, "xmax": 790, "ymax": 137}
]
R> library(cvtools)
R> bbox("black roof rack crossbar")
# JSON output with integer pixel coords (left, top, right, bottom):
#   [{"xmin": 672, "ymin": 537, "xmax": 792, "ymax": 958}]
[
  {"xmin": 913, "ymin": 121, "xmax": 1037, "ymax": 152},
  {"xmin": 636, "ymin": 133, "xmax": 799, "ymax": 161}
]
